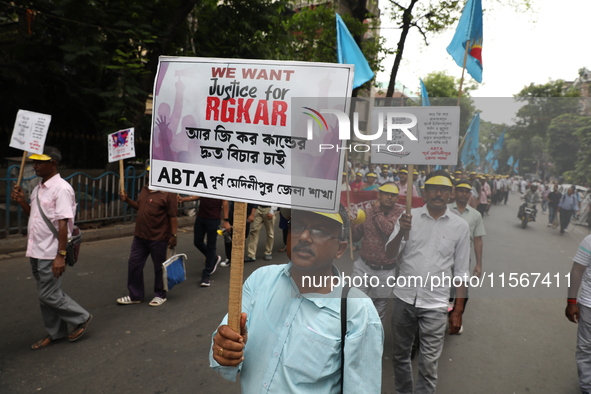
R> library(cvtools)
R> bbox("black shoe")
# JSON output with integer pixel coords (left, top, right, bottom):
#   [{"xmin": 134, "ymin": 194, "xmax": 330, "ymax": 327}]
[{"xmin": 244, "ymin": 257, "xmax": 256, "ymax": 263}]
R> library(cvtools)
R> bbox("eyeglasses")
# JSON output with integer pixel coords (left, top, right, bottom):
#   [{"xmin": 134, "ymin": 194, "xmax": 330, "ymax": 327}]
[{"xmin": 289, "ymin": 221, "xmax": 341, "ymax": 242}]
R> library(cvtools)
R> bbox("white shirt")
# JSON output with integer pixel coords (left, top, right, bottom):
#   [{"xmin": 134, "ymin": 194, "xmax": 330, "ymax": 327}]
[
  {"xmin": 386, "ymin": 205, "xmax": 471, "ymax": 309},
  {"xmin": 27, "ymin": 174, "xmax": 76, "ymax": 259}
]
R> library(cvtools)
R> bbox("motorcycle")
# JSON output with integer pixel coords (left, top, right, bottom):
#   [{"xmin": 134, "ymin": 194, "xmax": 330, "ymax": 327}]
[{"xmin": 518, "ymin": 202, "xmax": 537, "ymax": 229}]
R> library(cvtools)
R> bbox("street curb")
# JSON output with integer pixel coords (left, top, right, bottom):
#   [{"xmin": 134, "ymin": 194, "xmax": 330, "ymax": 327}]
[{"xmin": 0, "ymin": 216, "xmax": 195, "ymax": 258}]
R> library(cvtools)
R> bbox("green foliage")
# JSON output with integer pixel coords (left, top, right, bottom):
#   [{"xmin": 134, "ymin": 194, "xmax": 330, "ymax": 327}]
[
  {"xmin": 567, "ymin": 117, "xmax": 591, "ymax": 185},
  {"xmin": 282, "ymin": 4, "xmax": 388, "ymax": 88},
  {"xmin": 506, "ymin": 80, "xmax": 582, "ymax": 179},
  {"xmin": 421, "ymin": 71, "xmax": 475, "ymax": 137},
  {"xmin": 546, "ymin": 114, "xmax": 587, "ymax": 175}
]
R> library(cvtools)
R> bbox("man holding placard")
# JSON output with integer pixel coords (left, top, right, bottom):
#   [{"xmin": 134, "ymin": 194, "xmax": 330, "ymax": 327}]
[
  {"xmin": 386, "ymin": 170, "xmax": 470, "ymax": 394},
  {"xmin": 209, "ymin": 207, "xmax": 383, "ymax": 392},
  {"xmin": 11, "ymin": 147, "xmax": 92, "ymax": 349},
  {"xmin": 117, "ymin": 166, "xmax": 178, "ymax": 307}
]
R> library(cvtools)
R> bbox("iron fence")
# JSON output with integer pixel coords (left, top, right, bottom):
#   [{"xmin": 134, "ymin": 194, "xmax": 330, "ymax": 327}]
[{"xmin": 1, "ymin": 166, "xmax": 196, "ymax": 238}]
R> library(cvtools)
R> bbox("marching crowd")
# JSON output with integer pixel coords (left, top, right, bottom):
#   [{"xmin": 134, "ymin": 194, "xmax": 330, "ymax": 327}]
[{"xmin": 13, "ymin": 146, "xmax": 591, "ymax": 393}]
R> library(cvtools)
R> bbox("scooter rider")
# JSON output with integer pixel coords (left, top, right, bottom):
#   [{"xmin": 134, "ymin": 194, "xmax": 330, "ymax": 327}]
[{"xmin": 519, "ymin": 182, "xmax": 541, "ymax": 220}]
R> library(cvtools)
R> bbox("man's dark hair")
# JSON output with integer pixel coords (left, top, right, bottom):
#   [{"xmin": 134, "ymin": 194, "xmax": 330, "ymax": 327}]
[{"xmin": 44, "ymin": 146, "xmax": 62, "ymax": 163}]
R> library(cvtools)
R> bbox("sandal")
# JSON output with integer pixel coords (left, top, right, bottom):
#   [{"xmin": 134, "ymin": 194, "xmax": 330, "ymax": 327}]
[
  {"xmin": 69, "ymin": 314, "xmax": 92, "ymax": 342},
  {"xmin": 278, "ymin": 247, "xmax": 286, "ymax": 252},
  {"xmin": 31, "ymin": 335, "xmax": 65, "ymax": 350},
  {"xmin": 117, "ymin": 296, "xmax": 141, "ymax": 305},
  {"xmin": 149, "ymin": 297, "xmax": 167, "ymax": 307}
]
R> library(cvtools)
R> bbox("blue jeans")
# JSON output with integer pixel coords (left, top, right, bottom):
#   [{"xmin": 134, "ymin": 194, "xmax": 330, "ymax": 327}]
[
  {"xmin": 194, "ymin": 217, "xmax": 220, "ymax": 280},
  {"xmin": 549, "ymin": 205, "xmax": 557, "ymax": 224}
]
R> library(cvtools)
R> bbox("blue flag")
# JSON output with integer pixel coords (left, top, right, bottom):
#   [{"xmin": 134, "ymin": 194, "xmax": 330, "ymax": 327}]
[
  {"xmin": 492, "ymin": 159, "xmax": 499, "ymax": 172},
  {"xmin": 420, "ymin": 79, "xmax": 431, "ymax": 106},
  {"xmin": 492, "ymin": 129, "xmax": 506, "ymax": 153},
  {"xmin": 513, "ymin": 159, "xmax": 520, "ymax": 174},
  {"xmin": 446, "ymin": 0, "xmax": 483, "ymax": 83},
  {"xmin": 336, "ymin": 14, "xmax": 374, "ymax": 89},
  {"xmin": 485, "ymin": 150, "xmax": 494, "ymax": 164},
  {"xmin": 507, "ymin": 156, "xmax": 514, "ymax": 167},
  {"xmin": 460, "ymin": 113, "xmax": 481, "ymax": 166}
]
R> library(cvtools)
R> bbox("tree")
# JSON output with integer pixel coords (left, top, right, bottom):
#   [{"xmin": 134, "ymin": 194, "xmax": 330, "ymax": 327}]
[
  {"xmin": 421, "ymin": 71, "xmax": 476, "ymax": 136},
  {"xmin": 546, "ymin": 114, "xmax": 586, "ymax": 175},
  {"xmin": 282, "ymin": 3, "xmax": 388, "ymax": 89},
  {"xmin": 508, "ymin": 80, "xmax": 580, "ymax": 178},
  {"xmin": 384, "ymin": 0, "xmax": 531, "ymax": 98},
  {"xmin": 565, "ymin": 116, "xmax": 591, "ymax": 186},
  {"xmin": 385, "ymin": 0, "xmax": 462, "ymax": 98}
]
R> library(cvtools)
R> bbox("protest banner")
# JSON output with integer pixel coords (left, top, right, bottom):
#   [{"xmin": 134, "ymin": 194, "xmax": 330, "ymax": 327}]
[
  {"xmin": 107, "ymin": 128, "xmax": 135, "ymax": 192},
  {"xmin": 368, "ymin": 106, "xmax": 460, "ymax": 237},
  {"xmin": 9, "ymin": 110, "xmax": 52, "ymax": 186},
  {"xmin": 149, "ymin": 56, "xmax": 353, "ymax": 212},
  {"xmin": 369, "ymin": 106, "xmax": 460, "ymax": 166},
  {"xmin": 150, "ymin": 56, "xmax": 354, "ymax": 332}
]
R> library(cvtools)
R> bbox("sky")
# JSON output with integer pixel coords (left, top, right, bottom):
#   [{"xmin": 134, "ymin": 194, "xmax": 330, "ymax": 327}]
[{"xmin": 376, "ymin": 0, "xmax": 590, "ymax": 123}]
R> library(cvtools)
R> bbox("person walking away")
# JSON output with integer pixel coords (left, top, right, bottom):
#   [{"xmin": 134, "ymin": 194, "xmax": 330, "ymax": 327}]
[
  {"xmin": 11, "ymin": 146, "xmax": 92, "ymax": 349},
  {"xmin": 547, "ymin": 184, "xmax": 561, "ymax": 227}
]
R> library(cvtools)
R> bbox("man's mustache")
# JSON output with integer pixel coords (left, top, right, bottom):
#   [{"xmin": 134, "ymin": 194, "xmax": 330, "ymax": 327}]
[{"xmin": 293, "ymin": 243, "xmax": 315, "ymax": 256}]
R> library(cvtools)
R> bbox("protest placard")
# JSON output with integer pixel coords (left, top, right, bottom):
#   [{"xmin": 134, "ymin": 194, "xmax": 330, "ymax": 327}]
[
  {"xmin": 108, "ymin": 128, "xmax": 136, "ymax": 192},
  {"xmin": 108, "ymin": 128, "xmax": 135, "ymax": 162},
  {"xmin": 9, "ymin": 110, "xmax": 52, "ymax": 186},
  {"xmin": 369, "ymin": 106, "xmax": 460, "ymax": 165},
  {"xmin": 150, "ymin": 56, "xmax": 354, "ymax": 332},
  {"xmin": 149, "ymin": 56, "xmax": 354, "ymax": 213}
]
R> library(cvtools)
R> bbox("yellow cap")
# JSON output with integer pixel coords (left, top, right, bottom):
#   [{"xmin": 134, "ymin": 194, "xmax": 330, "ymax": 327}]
[
  {"xmin": 28, "ymin": 153, "xmax": 52, "ymax": 161},
  {"xmin": 424, "ymin": 176, "xmax": 453, "ymax": 187},
  {"xmin": 413, "ymin": 169, "xmax": 418, "ymax": 175},
  {"xmin": 454, "ymin": 170, "xmax": 462, "ymax": 175},
  {"xmin": 455, "ymin": 182, "xmax": 472, "ymax": 190},
  {"xmin": 366, "ymin": 172, "xmax": 377, "ymax": 178},
  {"xmin": 355, "ymin": 172, "xmax": 363, "ymax": 177},
  {"xmin": 315, "ymin": 212, "xmax": 344, "ymax": 224},
  {"xmin": 470, "ymin": 171, "xmax": 477, "ymax": 175},
  {"xmin": 342, "ymin": 172, "xmax": 347, "ymax": 176},
  {"xmin": 146, "ymin": 166, "xmax": 151, "ymax": 171},
  {"xmin": 378, "ymin": 184, "xmax": 400, "ymax": 194},
  {"xmin": 399, "ymin": 168, "xmax": 408, "ymax": 174},
  {"xmin": 351, "ymin": 209, "xmax": 366, "ymax": 225}
]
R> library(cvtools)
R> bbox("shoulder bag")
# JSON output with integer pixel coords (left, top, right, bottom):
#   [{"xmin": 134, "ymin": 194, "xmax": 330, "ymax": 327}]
[{"xmin": 36, "ymin": 197, "xmax": 81, "ymax": 267}]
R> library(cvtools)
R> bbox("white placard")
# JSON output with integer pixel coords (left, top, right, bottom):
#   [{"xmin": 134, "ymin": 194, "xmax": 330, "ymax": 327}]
[
  {"xmin": 149, "ymin": 56, "xmax": 354, "ymax": 212},
  {"xmin": 370, "ymin": 106, "xmax": 460, "ymax": 165},
  {"xmin": 9, "ymin": 110, "xmax": 52, "ymax": 154},
  {"xmin": 107, "ymin": 128, "xmax": 135, "ymax": 162}
]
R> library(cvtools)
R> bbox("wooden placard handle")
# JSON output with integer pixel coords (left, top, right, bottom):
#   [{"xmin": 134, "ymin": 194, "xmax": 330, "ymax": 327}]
[
  {"xmin": 15, "ymin": 151, "xmax": 27, "ymax": 188},
  {"xmin": 119, "ymin": 160, "xmax": 125, "ymax": 192},
  {"xmin": 404, "ymin": 164, "xmax": 414, "ymax": 241},
  {"xmin": 228, "ymin": 201, "xmax": 247, "ymax": 333}
]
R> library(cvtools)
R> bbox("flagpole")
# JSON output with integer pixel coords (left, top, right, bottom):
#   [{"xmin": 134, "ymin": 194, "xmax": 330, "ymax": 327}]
[
  {"xmin": 457, "ymin": 40, "xmax": 471, "ymax": 107},
  {"xmin": 344, "ymin": 150, "xmax": 354, "ymax": 259}
]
